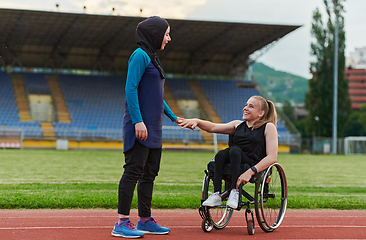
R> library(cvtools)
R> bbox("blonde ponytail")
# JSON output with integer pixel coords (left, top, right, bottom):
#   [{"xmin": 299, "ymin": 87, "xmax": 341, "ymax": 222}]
[{"xmin": 251, "ymin": 96, "xmax": 277, "ymax": 129}]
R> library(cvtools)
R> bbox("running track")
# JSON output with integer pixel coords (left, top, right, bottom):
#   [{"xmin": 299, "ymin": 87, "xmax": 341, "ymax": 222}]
[{"xmin": 1, "ymin": 209, "xmax": 365, "ymax": 239}]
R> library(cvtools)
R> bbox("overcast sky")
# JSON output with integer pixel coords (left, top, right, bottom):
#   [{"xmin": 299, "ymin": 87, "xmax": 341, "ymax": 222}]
[{"xmin": 1, "ymin": 0, "xmax": 365, "ymax": 79}]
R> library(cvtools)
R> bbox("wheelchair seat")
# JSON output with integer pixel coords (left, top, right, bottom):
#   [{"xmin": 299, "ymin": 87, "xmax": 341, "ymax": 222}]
[{"xmin": 207, "ymin": 158, "xmax": 258, "ymax": 183}]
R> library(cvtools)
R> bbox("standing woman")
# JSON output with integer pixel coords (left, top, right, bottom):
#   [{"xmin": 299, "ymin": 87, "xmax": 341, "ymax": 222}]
[{"xmin": 112, "ymin": 16, "xmax": 184, "ymax": 238}]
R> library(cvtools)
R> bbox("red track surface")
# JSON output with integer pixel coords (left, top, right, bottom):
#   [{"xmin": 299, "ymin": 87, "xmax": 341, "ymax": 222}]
[{"xmin": 1, "ymin": 209, "xmax": 365, "ymax": 240}]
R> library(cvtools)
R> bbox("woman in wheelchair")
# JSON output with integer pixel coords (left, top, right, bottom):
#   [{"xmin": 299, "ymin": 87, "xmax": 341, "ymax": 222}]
[{"xmin": 179, "ymin": 95, "xmax": 278, "ymax": 209}]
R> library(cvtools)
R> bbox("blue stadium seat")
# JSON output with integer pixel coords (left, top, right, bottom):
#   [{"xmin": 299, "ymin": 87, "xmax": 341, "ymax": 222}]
[
  {"xmin": 22, "ymin": 73, "xmax": 51, "ymax": 94},
  {"xmin": 56, "ymin": 74, "xmax": 126, "ymax": 138},
  {"xmin": 166, "ymin": 78, "xmax": 197, "ymax": 99},
  {"xmin": 1, "ymin": 70, "xmax": 294, "ymax": 143},
  {"xmin": 198, "ymin": 79, "xmax": 259, "ymax": 140}
]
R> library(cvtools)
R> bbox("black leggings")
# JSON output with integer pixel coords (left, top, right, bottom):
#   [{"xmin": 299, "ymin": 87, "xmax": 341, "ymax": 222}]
[
  {"xmin": 118, "ymin": 141, "xmax": 162, "ymax": 217},
  {"xmin": 213, "ymin": 146, "xmax": 253, "ymax": 193}
]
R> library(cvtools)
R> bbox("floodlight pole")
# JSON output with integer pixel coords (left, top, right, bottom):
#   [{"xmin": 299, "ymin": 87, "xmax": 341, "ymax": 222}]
[{"xmin": 332, "ymin": 5, "xmax": 339, "ymax": 155}]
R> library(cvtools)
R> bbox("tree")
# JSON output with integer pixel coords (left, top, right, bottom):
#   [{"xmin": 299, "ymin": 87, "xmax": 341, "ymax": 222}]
[
  {"xmin": 344, "ymin": 111, "xmax": 363, "ymax": 136},
  {"xmin": 295, "ymin": 118, "xmax": 313, "ymax": 138},
  {"xmin": 304, "ymin": 0, "xmax": 351, "ymax": 137},
  {"xmin": 359, "ymin": 104, "xmax": 366, "ymax": 133},
  {"xmin": 345, "ymin": 104, "xmax": 366, "ymax": 136}
]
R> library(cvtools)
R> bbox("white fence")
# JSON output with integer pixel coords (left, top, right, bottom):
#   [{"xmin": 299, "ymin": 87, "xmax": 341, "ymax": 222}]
[{"xmin": 344, "ymin": 136, "xmax": 366, "ymax": 155}]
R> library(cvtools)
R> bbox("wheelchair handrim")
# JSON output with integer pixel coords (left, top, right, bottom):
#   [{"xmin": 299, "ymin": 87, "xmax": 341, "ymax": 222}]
[{"xmin": 260, "ymin": 163, "xmax": 287, "ymax": 230}]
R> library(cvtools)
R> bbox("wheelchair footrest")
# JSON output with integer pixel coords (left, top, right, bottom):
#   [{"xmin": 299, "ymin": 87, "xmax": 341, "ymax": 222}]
[{"xmin": 198, "ymin": 206, "xmax": 208, "ymax": 220}]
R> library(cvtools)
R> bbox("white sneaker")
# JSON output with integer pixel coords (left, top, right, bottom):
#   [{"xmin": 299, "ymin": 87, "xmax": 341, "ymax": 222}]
[
  {"xmin": 227, "ymin": 189, "xmax": 239, "ymax": 209},
  {"xmin": 202, "ymin": 192, "xmax": 221, "ymax": 207}
]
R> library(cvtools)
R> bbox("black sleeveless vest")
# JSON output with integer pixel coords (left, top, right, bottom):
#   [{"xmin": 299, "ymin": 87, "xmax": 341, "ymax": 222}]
[{"xmin": 232, "ymin": 121, "xmax": 267, "ymax": 164}]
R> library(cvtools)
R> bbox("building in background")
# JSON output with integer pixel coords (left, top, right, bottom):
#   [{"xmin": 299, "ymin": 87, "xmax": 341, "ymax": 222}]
[{"xmin": 345, "ymin": 47, "xmax": 366, "ymax": 109}]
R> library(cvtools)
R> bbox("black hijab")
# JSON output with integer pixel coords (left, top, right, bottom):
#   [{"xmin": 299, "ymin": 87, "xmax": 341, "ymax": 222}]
[{"xmin": 135, "ymin": 16, "xmax": 169, "ymax": 79}]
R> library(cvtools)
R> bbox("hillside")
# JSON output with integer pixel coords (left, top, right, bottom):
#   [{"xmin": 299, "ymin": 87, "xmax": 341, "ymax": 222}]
[{"xmin": 251, "ymin": 62, "xmax": 309, "ymax": 104}]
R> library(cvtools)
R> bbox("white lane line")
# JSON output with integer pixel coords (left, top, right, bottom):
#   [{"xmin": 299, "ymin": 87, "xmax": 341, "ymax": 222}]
[
  {"xmin": 0, "ymin": 216, "xmax": 116, "ymax": 219},
  {"xmin": 1, "ymin": 225, "xmax": 366, "ymax": 230},
  {"xmin": 1, "ymin": 214, "xmax": 365, "ymax": 219},
  {"xmin": 0, "ymin": 182, "xmax": 200, "ymax": 186},
  {"xmin": 224, "ymin": 225, "xmax": 366, "ymax": 228},
  {"xmin": 1, "ymin": 181, "xmax": 366, "ymax": 188}
]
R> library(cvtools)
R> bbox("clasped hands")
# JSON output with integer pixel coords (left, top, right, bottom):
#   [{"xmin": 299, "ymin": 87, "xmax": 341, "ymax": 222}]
[{"xmin": 177, "ymin": 118, "xmax": 198, "ymax": 130}]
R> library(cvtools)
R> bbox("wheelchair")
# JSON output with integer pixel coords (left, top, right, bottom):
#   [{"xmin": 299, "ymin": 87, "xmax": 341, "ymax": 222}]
[{"xmin": 198, "ymin": 157, "xmax": 288, "ymax": 235}]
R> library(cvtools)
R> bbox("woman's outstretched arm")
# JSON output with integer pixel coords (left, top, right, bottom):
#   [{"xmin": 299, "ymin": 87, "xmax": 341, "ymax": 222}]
[{"xmin": 179, "ymin": 118, "xmax": 242, "ymax": 135}]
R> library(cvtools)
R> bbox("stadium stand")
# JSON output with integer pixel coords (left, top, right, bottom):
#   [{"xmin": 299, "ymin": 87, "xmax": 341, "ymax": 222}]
[
  {"xmin": 0, "ymin": 71, "xmax": 42, "ymax": 139},
  {"xmin": 164, "ymin": 78, "xmax": 203, "ymax": 142},
  {"xmin": 196, "ymin": 79, "xmax": 291, "ymax": 143},
  {"xmin": 23, "ymin": 73, "xmax": 51, "ymax": 95},
  {"xmin": 199, "ymin": 79, "xmax": 258, "ymax": 123},
  {"xmin": 165, "ymin": 78, "xmax": 291, "ymax": 144},
  {"xmin": 198, "ymin": 79, "xmax": 257, "ymax": 141},
  {"xmin": 1, "ymin": 70, "xmax": 294, "ymax": 150},
  {"xmin": 167, "ymin": 78, "xmax": 197, "ymax": 100},
  {"xmin": 55, "ymin": 74, "xmax": 125, "ymax": 139},
  {"xmin": 0, "ymin": 71, "xmax": 18, "ymax": 125},
  {"xmin": 54, "ymin": 74, "xmax": 202, "ymax": 142}
]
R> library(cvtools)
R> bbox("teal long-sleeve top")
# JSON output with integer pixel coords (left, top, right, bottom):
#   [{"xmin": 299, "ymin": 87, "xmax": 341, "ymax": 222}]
[{"xmin": 123, "ymin": 47, "xmax": 177, "ymax": 152}]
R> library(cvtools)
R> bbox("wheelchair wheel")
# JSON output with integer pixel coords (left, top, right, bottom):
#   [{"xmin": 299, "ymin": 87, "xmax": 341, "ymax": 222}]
[
  {"xmin": 245, "ymin": 208, "xmax": 255, "ymax": 235},
  {"xmin": 202, "ymin": 174, "xmax": 233, "ymax": 229},
  {"xmin": 255, "ymin": 163, "xmax": 287, "ymax": 232},
  {"xmin": 247, "ymin": 219, "xmax": 255, "ymax": 235},
  {"xmin": 201, "ymin": 218, "xmax": 213, "ymax": 232}
]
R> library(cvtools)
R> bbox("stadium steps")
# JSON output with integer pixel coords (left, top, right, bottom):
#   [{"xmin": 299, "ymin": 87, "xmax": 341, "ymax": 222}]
[
  {"xmin": 40, "ymin": 122, "xmax": 56, "ymax": 139},
  {"xmin": 46, "ymin": 75, "xmax": 71, "ymax": 123},
  {"xmin": 188, "ymin": 81, "xmax": 223, "ymax": 143},
  {"xmin": 164, "ymin": 85, "xmax": 184, "ymax": 117},
  {"xmin": 11, "ymin": 74, "xmax": 32, "ymax": 122}
]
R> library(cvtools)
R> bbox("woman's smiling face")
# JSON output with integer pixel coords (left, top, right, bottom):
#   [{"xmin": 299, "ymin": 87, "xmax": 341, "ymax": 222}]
[
  {"xmin": 160, "ymin": 26, "xmax": 171, "ymax": 50},
  {"xmin": 242, "ymin": 97, "xmax": 264, "ymax": 123}
]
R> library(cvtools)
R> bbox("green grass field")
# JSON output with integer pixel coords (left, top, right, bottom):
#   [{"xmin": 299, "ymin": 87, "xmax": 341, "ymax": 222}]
[{"xmin": 0, "ymin": 149, "xmax": 365, "ymax": 210}]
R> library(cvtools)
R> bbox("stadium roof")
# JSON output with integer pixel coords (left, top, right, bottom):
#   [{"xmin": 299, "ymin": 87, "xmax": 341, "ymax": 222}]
[{"xmin": 0, "ymin": 8, "xmax": 300, "ymax": 77}]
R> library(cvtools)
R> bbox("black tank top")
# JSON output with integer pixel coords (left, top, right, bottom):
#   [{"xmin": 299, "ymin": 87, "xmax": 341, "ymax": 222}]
[{"xmin": 232, "ymin": 121, "xmax": 267, "ymax": 164}]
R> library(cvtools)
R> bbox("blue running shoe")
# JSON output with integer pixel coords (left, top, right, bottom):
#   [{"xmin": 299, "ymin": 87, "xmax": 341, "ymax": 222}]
[
  {"xmin": 136, "ymin": 217, "xmax": 170, "ymax": 235},
  {"xmin": 111, "ymin": 221, "xmax": 144, "ymax": 238}
]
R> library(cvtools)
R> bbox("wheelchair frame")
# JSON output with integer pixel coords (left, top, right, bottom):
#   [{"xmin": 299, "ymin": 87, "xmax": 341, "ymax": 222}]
[{"xmin": 199, "ymin": 162, "xmax": 288, "ymax": 235}]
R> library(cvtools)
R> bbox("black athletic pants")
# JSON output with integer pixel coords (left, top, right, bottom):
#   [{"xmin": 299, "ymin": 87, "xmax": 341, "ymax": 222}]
[
  {"xmin": 118, "ymin": 141, "xmax": 162, "ymax": 217},
  {"xmin": 213, "ymin": 146, "xmax": 253, "ymax": 193}
]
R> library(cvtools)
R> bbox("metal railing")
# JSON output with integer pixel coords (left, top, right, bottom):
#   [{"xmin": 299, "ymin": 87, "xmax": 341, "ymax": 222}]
[{"xmin": 1, "ymin": 126, "xmax": 301, "ymax": 152}]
